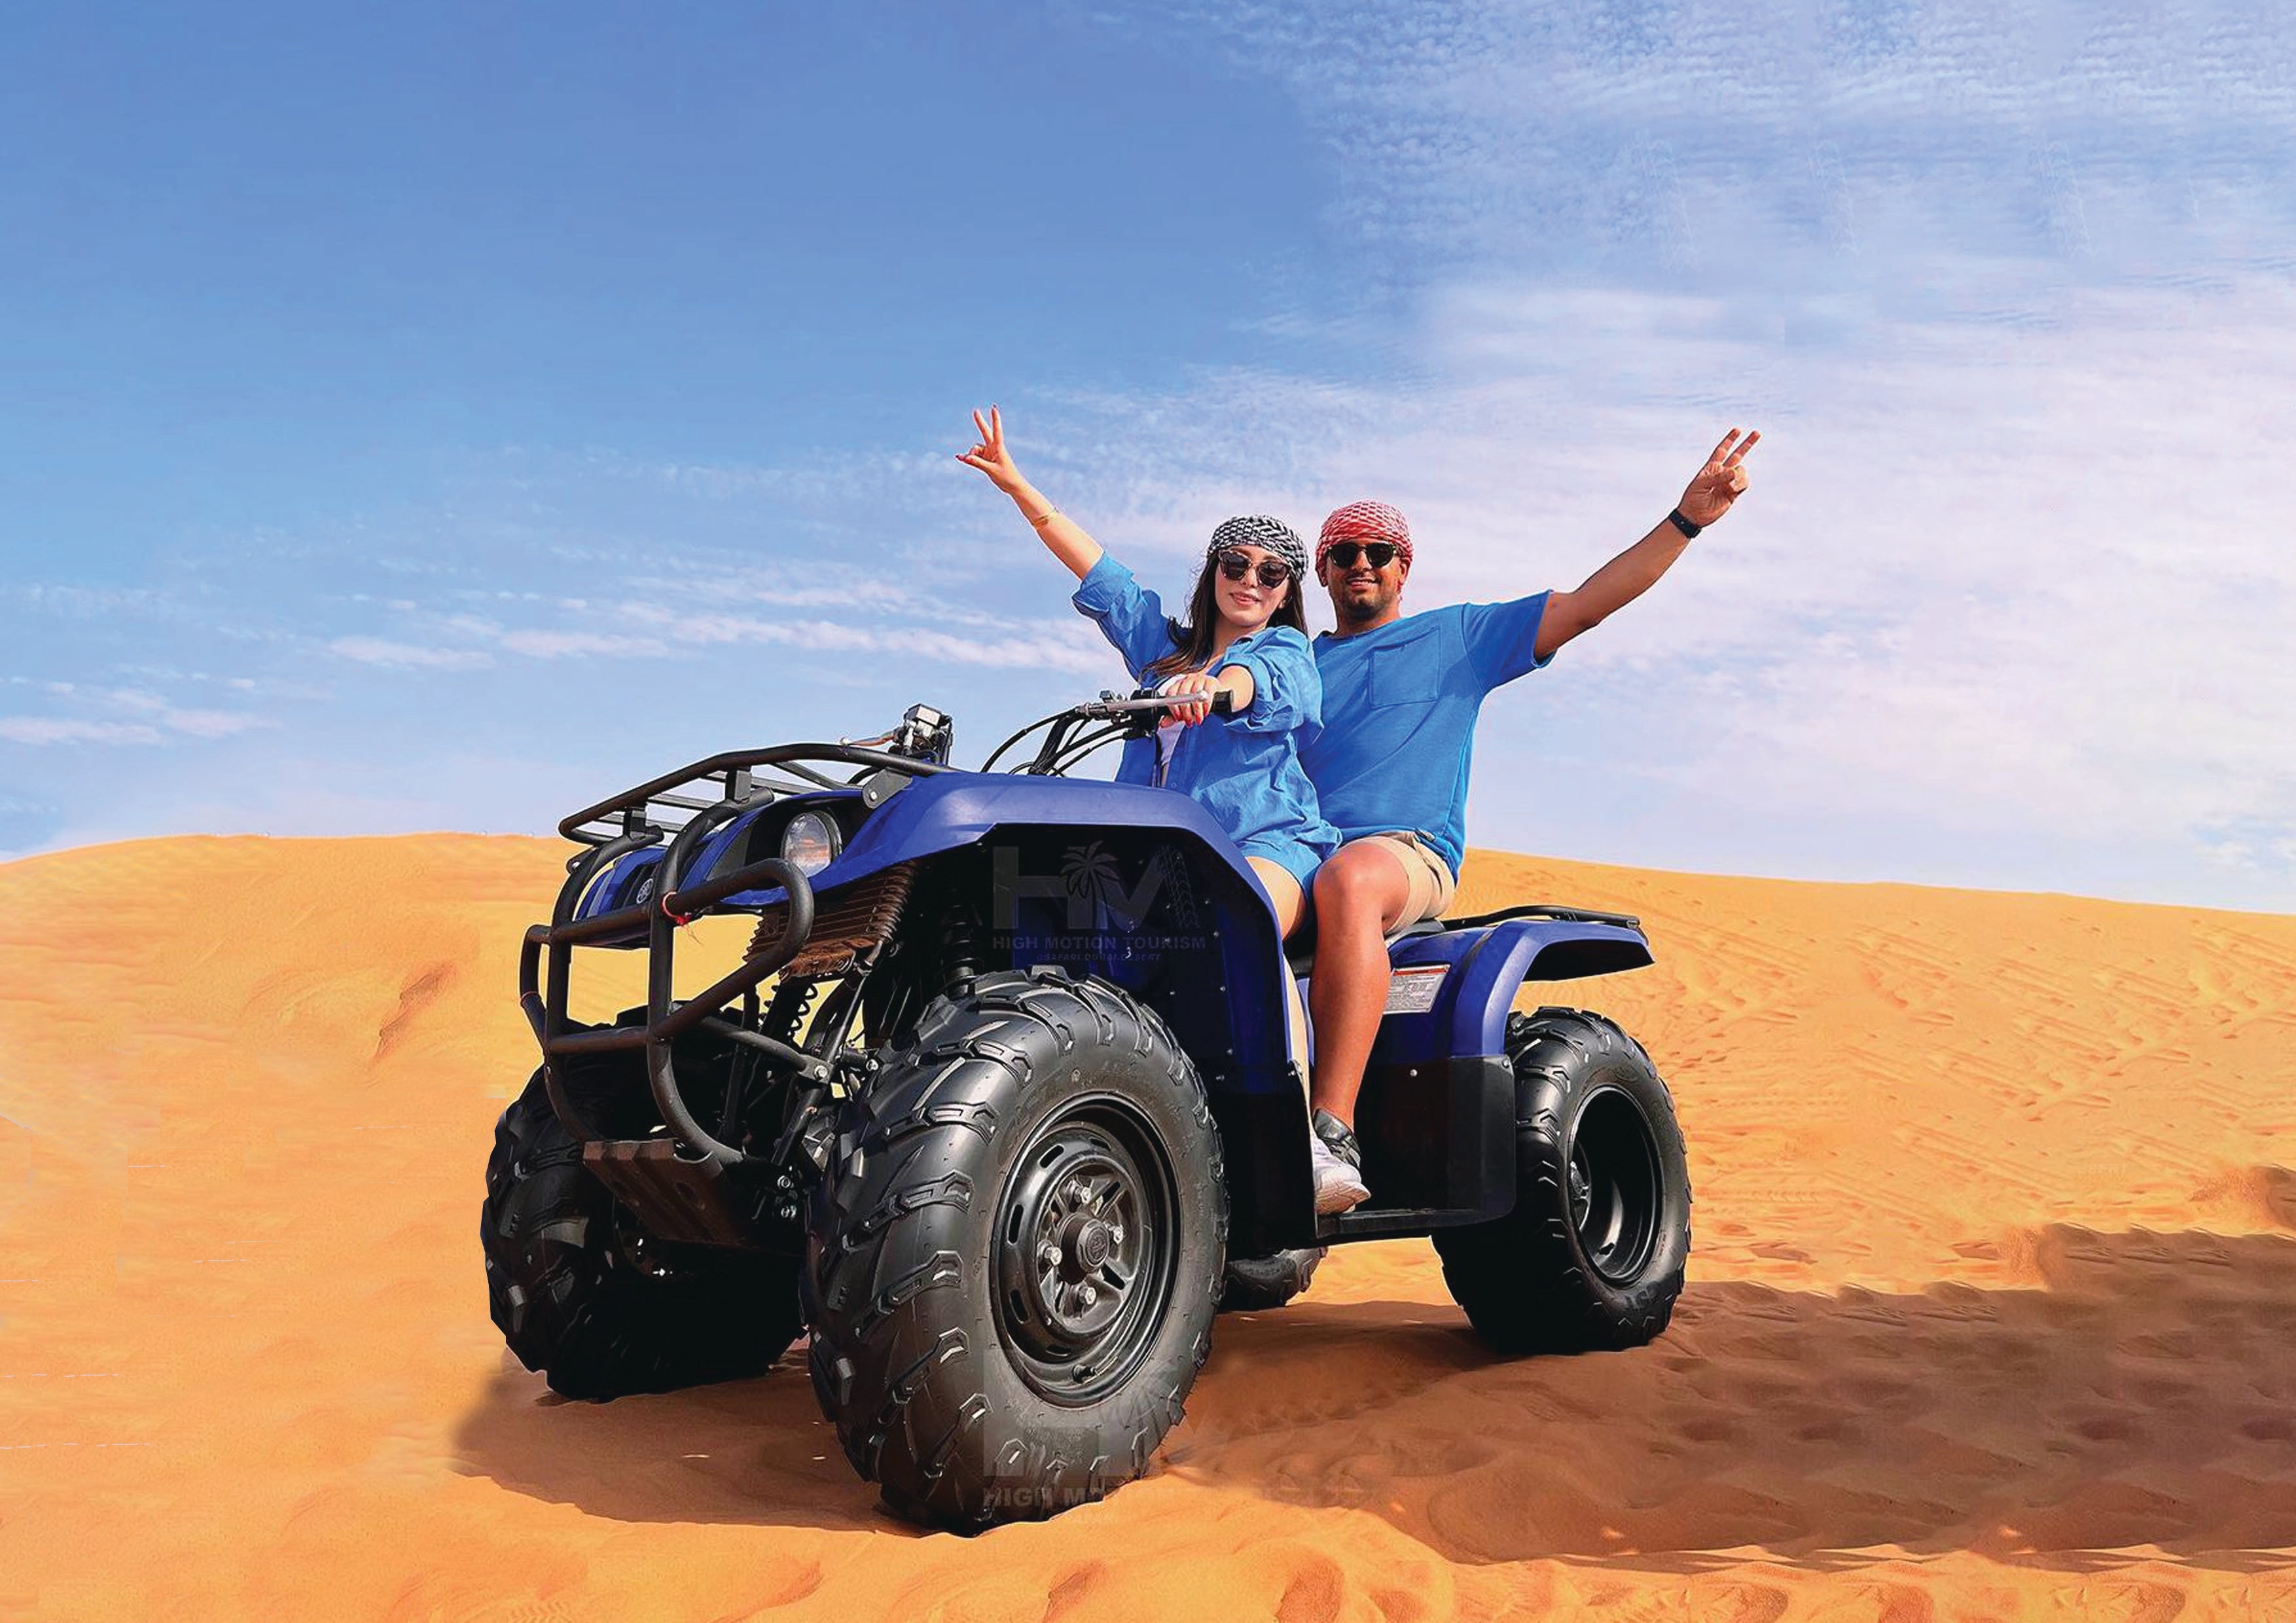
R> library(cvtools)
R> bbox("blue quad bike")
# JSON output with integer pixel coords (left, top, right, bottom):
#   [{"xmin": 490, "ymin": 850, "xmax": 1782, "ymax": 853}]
[{"xmin": 483, "ymin": 692, "xmax": 1690, "ymax": 1529}]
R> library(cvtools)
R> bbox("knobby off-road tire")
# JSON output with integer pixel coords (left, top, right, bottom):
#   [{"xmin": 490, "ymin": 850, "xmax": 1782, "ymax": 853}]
[
  {"xmin": 482, "ymin": 1069, "xmax": 805, "ymax": 1400},
  {"xmin": 804, "ymin": 967, "xmax": 1227, "ymax": 1531},
  {"xmin": 1433, "ymin": 1008, "xmax": 1691, "ymax": 1354},
  {"xmin": 1219, "ymin": 1247, "xmax": 1323, "ymax": 1313}
]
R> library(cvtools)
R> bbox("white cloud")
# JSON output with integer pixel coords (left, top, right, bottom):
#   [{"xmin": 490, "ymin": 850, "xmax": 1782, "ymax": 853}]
[
  {"xmin": 980, "ymin": 2, "xmax": 2296, "ymax": 905},
  {"xmin": 327, "ymin": 635, "xmax": 495, "ymax": 671},
  {"xmin": 1151, "ymin": 0, "xmax": 2296, "ymax": 289},
  {"xmin": 0, "ymin": 685, "xmax": 272, "ymax": 747},
  {"xmin": 0, "ymin": 717, "xmax": 164, "ymax": 745},
  {"xmin": 994, "ymin": 268, "xmax": 2296, "ymax": 903},
  {"xmin": 499, "ymin": 629, "xmax": 671, "ymax": 660},
  {"xmin": 155, "ymin": 707, "xmax": 268, "ymax": 740},
  {"xmin": 640, "ymin": 608, "xmax": 1117, "ymax": 677},
  {"xmin": 5, "ymin": 582, "xmax": 194, "ymax": 622}
]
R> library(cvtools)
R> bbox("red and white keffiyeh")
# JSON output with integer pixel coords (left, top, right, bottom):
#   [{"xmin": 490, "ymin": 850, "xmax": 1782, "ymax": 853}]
[{"xmin": 1315, "ymin": 501, "xmax": 1414, "ymax": 572}]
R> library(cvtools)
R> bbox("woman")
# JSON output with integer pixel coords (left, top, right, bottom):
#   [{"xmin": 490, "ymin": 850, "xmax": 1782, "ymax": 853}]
[{"xmin": 956, "ymin": 406, "xmax": 1336, "ymax": 947}]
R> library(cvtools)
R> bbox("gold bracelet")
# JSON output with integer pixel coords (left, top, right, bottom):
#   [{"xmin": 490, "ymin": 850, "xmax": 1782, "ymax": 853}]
[{"xmin": 1028, "ymin": 508, "xmax": 1060, "ymax": 528}]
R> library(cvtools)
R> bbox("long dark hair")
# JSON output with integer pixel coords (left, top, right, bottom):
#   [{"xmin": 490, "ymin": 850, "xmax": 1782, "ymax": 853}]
[{"xmin": 1144, "ymin": 558, "xmax": 1306, "ymax": 681}]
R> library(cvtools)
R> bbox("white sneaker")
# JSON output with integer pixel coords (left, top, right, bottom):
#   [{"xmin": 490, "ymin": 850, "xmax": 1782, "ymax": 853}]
[{"xmin": 1309, "ymin": 1130, "xmax": 1370, "ymax": 1215}]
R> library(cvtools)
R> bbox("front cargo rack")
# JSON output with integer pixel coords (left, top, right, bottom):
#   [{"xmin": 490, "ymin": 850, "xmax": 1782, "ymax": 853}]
[{"xmin": 522, "ymin": 740, "xmax": 958, "ymax": 1169}]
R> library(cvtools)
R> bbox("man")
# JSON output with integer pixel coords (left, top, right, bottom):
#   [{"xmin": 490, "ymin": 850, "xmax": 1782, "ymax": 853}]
[{"xmin": 1298, "ymin": 429, "xmax": 1760, "ymax": 1211}]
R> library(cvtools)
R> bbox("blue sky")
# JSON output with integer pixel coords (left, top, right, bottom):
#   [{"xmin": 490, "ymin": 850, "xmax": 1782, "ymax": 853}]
[{"xmin": 5, "ymin": 2, "xmax": 2293, "ymax": 911}]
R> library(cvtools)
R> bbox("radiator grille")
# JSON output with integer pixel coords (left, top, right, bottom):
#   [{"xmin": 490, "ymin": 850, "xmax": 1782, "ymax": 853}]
[{"xmin": 751, "ymin": 861, "xmax": 918, "ymax": 979}]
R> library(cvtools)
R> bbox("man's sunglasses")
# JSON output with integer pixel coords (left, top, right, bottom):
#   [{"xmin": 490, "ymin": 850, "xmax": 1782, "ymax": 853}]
[
  {"xmin": 1215, "ymin": 550, "xmax": 1295, "ymax": 590},
  {"xmin": 1325, "ymin": 541, "xmax": 1401, "ymax": 570}
]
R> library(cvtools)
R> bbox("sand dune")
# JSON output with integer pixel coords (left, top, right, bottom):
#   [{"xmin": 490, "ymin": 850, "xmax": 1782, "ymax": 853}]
[{"xmin": 5, "ymin": 834, "xmax": 2295, "ymax": 1620}]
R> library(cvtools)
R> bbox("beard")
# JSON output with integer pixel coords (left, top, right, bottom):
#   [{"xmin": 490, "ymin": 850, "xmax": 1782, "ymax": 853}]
[{"xmin": 1331, "ymin": 579, "xmax": 1397, "ymax": 625}]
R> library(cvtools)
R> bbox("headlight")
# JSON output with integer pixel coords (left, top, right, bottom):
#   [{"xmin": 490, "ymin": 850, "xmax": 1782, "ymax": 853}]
[{"xmin": 781, "ymin": 810, "xmax": 842, "ymax": 878}]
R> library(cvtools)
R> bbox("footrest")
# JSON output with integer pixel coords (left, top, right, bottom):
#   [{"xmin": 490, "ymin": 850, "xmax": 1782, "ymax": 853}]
[{"xmin": 1316, "ymin": 1204, "xmax": 1497, "ymax": 1242}]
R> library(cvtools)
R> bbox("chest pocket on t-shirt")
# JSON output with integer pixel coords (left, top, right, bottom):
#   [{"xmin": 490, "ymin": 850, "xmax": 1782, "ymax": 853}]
[{"xmin": 1366, "ymin": 626, "xmax": 1444, "ymax": 711}]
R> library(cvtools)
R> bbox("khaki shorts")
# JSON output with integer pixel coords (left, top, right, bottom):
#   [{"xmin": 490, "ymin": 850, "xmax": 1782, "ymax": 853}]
[{"xmin": 1350, "ymin": 830, "xmax": 1458, "ymax": 933}]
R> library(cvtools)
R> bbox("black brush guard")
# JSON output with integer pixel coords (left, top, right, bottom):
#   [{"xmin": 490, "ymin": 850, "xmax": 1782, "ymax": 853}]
[{"xmin": 517, "ymin": 741, "xmax": 954, "ymax": 1168}]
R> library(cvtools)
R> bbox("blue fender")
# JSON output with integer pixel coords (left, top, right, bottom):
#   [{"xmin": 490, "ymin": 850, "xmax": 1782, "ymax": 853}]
[
  {"xmin": 575, "ymin": 843, "xmax": 665, "ymax": 919},
  {"xmin": 569, "ymin": 769, "xmax": 1296, "ymax": 1073},
  {"xmin": 571, "ymin": 801, "xmax": 783, "ymax": 921},
  {"xmin": 574, "ymin": 775, "xmax": 1272, "ymax": 915},
  {"xmin": 1368, "ymin": 918, "xmax": 1654, "ymax": 1068},
  {"xmin": 719, "ymin": 772, "xmax": 1270, "ymax": 904}
]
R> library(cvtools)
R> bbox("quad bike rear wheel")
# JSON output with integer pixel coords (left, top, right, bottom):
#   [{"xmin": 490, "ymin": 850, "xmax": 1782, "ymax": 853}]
[
  {"xmin": 804, "ymin": 967, "xmax": 1227, "ymax": 1530},
  {"xmin": 482, "ymin": 1069, "xmax": 805, "ymax": 1400},
  {"xmin": 1433, "ymin": 1008, "xmax": 1690, "ymax": 1353}
]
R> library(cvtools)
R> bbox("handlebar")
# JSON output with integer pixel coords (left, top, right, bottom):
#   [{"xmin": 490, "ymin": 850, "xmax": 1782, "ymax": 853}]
[
  {"xmin": 982, "ymin": 685, "xmax": 1239, "ymax": 776},
  {"xmin": 1069, "ymin": 688, "xmax": 1236, "ymax": 720}
]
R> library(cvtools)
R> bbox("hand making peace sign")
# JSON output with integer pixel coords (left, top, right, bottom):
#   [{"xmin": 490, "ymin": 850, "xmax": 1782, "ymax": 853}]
[
  {"xmin": 1676, "ymin": 428, "xmax": 1761, "ymax": 529},
  {"xmin": 956, "ymin": 405, "xmax": 1024, "ymax": 493}
]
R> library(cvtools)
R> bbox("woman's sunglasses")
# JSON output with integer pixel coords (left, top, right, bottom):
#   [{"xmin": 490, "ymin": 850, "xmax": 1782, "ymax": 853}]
[
  {"xmin": 1215, "ymin": 550, "xmax": 1295, "ymax": 590},
  {"xmin": 1324, "ymin": 541, "xmax": 1400, "ymax": 570}
]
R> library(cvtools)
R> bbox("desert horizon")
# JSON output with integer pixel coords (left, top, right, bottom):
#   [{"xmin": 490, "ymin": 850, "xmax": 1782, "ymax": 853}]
[{"xmin": 5, "ymin": 831, "xmax": 2293, "ymax": 1619}]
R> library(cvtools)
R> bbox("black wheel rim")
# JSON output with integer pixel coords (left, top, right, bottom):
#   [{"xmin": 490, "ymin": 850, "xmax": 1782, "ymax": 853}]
[
  {"xmin": 1566, "ymin": 1086, "xmax": 1663, "ymax": 1285},
  {"xmin": 994, "ymin": 1093, "xmax": 1177, "ymax": 1406}
]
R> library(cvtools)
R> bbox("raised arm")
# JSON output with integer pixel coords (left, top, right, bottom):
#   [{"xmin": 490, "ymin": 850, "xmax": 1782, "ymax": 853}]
[
  {"xmin": 1534, "ymin": 428, "xmax": 1760, "ymax": 661},
  {"xmin": 956, "ymin": 406, "xmax": 1104, "ymax": 581}
]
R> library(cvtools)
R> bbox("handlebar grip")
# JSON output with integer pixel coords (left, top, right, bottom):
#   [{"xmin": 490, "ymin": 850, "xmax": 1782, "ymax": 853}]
[{"xmin": 1121, "ymin": 685, "xmax": 1236, "ymax": 717}]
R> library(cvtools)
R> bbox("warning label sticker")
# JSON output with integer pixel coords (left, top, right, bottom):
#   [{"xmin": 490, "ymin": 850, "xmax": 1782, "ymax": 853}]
[{"xmin": 1383, "ymin": 964, "xmax": 1448, "ymax": 1015}]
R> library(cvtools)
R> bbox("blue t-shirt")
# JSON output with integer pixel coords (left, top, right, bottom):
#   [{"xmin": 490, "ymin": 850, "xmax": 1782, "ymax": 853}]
[
  {"xmin": 1070, "ymin": 555, "xmax": 1340, "ymax": 881},
  {"xmin": 1297, "ymin": 594, "xmax": 1552, "ymax": 878}
]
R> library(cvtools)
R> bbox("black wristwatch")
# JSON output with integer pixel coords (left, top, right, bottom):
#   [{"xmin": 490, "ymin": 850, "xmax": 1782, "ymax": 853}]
[{"xmin": 1666, "ymin": 508, "xmax": 1702, "ymax": 539}]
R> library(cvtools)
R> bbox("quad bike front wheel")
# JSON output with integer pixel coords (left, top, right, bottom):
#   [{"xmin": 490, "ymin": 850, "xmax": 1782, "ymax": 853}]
[
  {"xmin": 804, "ymin": 967, "xmax": 1227, "ymax": 1530},
  {"xmin": 1433, "ymin": 1008, "xmax": 1690, "ymax": 1353},
  {"xmin": 482, "ymin": 1069, "xmax": 805, "ymax": 1399}
]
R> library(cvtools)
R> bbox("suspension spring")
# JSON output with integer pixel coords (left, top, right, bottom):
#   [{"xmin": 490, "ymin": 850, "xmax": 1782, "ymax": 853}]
[
  {"xmin": 763, "ymin": 976, "xmax": 819, "ymax": 1048},
  {"xmin": 939, "ymin": 901, "xmax": 982, "ymax": 988}
]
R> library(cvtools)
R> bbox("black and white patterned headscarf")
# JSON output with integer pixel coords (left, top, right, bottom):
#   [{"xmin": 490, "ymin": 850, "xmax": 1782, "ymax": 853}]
[{"xmin": 1206, "ymin": 514, "xmax": 1308, "ymax": 579}]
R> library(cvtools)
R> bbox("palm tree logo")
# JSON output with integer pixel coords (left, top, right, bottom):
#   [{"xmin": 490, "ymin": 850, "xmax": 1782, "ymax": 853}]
[{"xmin": 1062, "ymin": 842, "xmax": 1125, "ymax": 930}]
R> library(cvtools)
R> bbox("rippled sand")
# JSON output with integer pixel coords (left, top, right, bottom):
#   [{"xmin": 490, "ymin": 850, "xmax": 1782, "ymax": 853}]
[{"xmin": 4, "ymin": 835, "xmax": 2294, "ymax": 1620}]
